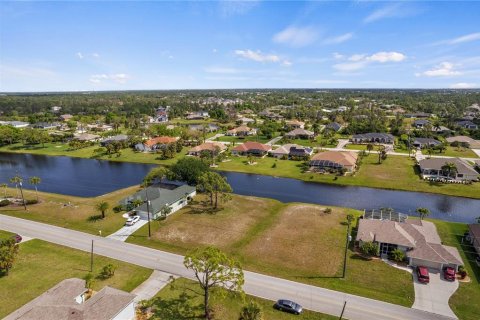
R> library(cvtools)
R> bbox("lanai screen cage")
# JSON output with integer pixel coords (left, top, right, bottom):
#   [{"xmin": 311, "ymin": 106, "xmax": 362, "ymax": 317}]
[{"xmin": 362, "ymin": 208, "xmax": 408, "ymax": 222}]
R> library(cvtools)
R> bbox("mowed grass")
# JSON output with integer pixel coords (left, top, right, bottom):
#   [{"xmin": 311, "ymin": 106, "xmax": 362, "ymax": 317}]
[
  {"xmin": 0, "ymin": 186, "xmax": 142, "ymax": 236},
  {"xmin": 215, "ymin": 134, "xmax": 275, "ymax": 144},
  {"xmin": 441, "ymin": 146, "xmax": 478, "ymax": 158},
  {"xmin": 433, "ymin": 220, "xmax": 480, "ymax": 320},
  {"xmin": 216, "ymin": 154, "xmax": 480, "ymax": 199},
  {"xmin": 0, "ymin": 238, "xmax": 152, "ymax": 318},
  {"xmin": 149, "ymin": 277, "xmax": 336, "ymax": 320},
  {"xmin": 128, "ymin": 194, "xmax": 414, "ymax": 306}
]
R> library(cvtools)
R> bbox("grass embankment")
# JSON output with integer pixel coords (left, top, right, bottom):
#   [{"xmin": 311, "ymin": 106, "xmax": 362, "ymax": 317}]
[
  {"xmin": 150, "ymin": 277, "xmax": 335, "ymax": 320},
  {"xmin": 0, "ymin": 237, "xmax": 152, "ymax": 318},
  {"xmin": 216, "ymin": 154, "xmax": 480, "ymax": 199},
  {"xmin": 0, "ymin": 186, "xmax": 141, "ymax": 236},
  {"xmin": 128, "ymin": 194, "xmax": 414, "ymax": 307},
  {"xmin": 433, "ymin": 220, "xmax": 480, "ymax": 320}
]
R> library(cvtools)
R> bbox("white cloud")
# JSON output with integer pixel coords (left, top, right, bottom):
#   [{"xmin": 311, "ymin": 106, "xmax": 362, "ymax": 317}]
[
  {"xmin": 324, "ymin": 33, "xmax": 353, "ymax": 45},
  {"xmin": 92, "ymin": 53, "xmax": 100, "ymax": 58},
  {"xmin": 333, "ymin": 52, "xmax": 345, "ymax": 60},
  {"xmin": 333, "ymin": 51, "xmax": 406, "ymax": 72},
  {"xmin": 219, "ymin": 0, "xmax": 259, "ymax": 17},
  {"xmin": 234, "ymin": 49, "xmax": 292, "ymax": 66},
  {"xmin": 416, "ymin": 62, "xmax": 461, "ymax": 77},
  {"xmin": 450, "ymin": 82, "xmax": 477, "ymax": 89},
  {"xmin": 89, "ymin": 73, "xmax": 129, "ymax": 84},
  {"xmin": 434, "ymin": 32, "xmax": 480, "ymax": 46},
  {"xmin": 273, "ymin": 26, "xmax": 318, "ymax": 47},
  {"xmin": 76, "ymin": 52, "xmax": 84, "ymax": 59},
  {"xmin": 364, "ymin": 3, "xmax": 402, "ymax": 23}
]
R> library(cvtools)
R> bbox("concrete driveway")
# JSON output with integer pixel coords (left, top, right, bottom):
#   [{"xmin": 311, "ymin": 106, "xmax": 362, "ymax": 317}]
[
  {"xmin": 412, "ymin": 268, "xmax": 459, "ymax": 319},
  {"xmin": 107, "ymin": 220, "xmax": 147, "ymax": 242}
]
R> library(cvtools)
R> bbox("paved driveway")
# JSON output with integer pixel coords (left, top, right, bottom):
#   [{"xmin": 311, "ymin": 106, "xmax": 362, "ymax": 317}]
[
  {"xmin": 412, "ymin": 269, "xmax": 459, "ymax": 319},
  {"xmin": 107, "ymin": 220, "xmax": 147, "ymax": 242}
]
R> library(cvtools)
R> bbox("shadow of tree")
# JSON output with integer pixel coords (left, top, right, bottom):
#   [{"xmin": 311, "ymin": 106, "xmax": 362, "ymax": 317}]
[{"xmin": 150, "ymin": 291, "xmax": 204, "ymax": 320}]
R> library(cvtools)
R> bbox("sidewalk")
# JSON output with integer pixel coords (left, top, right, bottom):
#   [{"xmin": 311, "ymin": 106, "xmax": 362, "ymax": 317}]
[{"xmin": 132, "ymin": 270, "xmax": 177, "ymax": 302}]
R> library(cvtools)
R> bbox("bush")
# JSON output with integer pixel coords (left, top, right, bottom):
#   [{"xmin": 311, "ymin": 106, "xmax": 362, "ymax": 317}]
[
  {"xmin": 324, "ymin": 208, "xmax": 332, "ymax": 214},
  {"xmin": 239, "ymin": 301, "xmax": 263, "ymax": 320},
  {"xmin": 458, "ymin": 265, "xmax": 467, "ymax": 279},
  {"xmin": 25, "ymin": 199, "xmax": 38, "ymax": 205},
  {"xmin": 100, "ymin": 264, "xmax": 117, "ymax": 279},
  {"xmin": 0, "ymin": 199, "xmax": 10, "ymax": 207},
  {"xmin": 390, "ymin": 248, "xmax": 405, "ymax": 262},
  {"xmin": 271, "ymin": 163, "xmax": 276, "ymax": 168},
  {"xmin": 360, "ymin": 241, "xmax": 379, "ymax": 256},
  {"xmin": 112, "ymin": 205, "xmax": 125, "ymax": 213}
]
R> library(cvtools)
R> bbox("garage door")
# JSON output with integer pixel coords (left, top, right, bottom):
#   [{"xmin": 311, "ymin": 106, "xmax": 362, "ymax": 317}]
[{"xmin": 410, "ymin": 258, "xmax": 442, "ymax": 270}]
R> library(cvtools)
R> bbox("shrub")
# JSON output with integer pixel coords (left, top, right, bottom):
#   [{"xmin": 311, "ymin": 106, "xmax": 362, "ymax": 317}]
[
  {"xmin": 390, "ymin": 248, "xmax": 405, "ymax": 262},
  {"xmin": 25, "ymin": 199, "xmax": 38, "ymax": 205},
  {"xmin": 360, "ymin": 241, "xmax": 379, "ymax": 256},
  {"xmin": 0, "ymin": 199, "xmax": 10, "ymax": 207},
  {"xmin": 271, "ymin": 163, "xmax": 277, "ymax": 168},
  {"xmin": 239, "ymin": 301, "xmax": 263, "ymax": 320},
  {"xmin": 324, "ymin": 208, "xmax": 332, "ymax": 214},
  {"xmin": 112, "ymin": 205, "xmax": 125, "ymax": 213},
  {"xmin": 458, "ymin": 266, "xmax": 467, "ymax": 279},
  {"xmin": 100, "ymin": 264, "xmax": 117, "ymax": 279}
]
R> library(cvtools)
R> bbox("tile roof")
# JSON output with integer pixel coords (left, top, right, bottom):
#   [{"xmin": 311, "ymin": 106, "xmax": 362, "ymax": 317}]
[
  {"xmin": 227, "ymin": 125, "xmax": 253, "ymax": 134},
  {"xmin": 286, "ymin": 128, "xmax": 314, "ymax": 136},
  {"xmin": 232, "ymin": 141, "xmax": 271, "ymax": 152},
  {"xmin": 144, "ymin": 136, "xmax": 178, "ymax": 147},
  {"xmin": 270, "ymin": 144, "xmax": 313, "ymax": 156},
  {"xmin": 310, "ymin": 151, "xmax": 358, "ymax": 167},
  {"xmin": 188, "ymin": 142, "xmax": 226, "ymax": 153}
]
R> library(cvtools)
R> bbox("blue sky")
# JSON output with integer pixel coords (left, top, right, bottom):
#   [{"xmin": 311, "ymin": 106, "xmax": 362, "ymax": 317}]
[{"xmin": 1, "ymin": 1, "xmax": 479, "ymax": 91}]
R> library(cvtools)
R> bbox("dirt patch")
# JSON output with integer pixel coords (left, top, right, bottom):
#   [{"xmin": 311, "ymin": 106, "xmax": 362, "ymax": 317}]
[{"xmin": 242, "ymin": 204, "xmax": 346, "ymax": 276}]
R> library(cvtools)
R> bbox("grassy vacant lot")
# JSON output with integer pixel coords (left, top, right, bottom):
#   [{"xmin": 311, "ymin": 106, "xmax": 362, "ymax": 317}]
[
  {"xmin": 215, "ymin": 134, "xmax": 276, "ymax": 144},
  {"xmin": 216, "ymin": 154, "xmax": 480, "ymax": 199},
  {"xmin": 441, "ymin": 146, "xmax": 478, "ymax": 158},
  {"xmin": 149, "ymin": 277, "xmax": 336, "ymax": 320},
  {"xmin": 0, "ymin": 186, "xmax": 141, "ymax": 236},
  {"xmin": 0, "ymin": 237, "xmax": 151, "ymax": 318},
  {"xmin": 433, "ymin": 220, "xmax": 480, "ymax": 320},
  {"xmin": 128, "ymin": 194, "xmax": 414, "ymax": 306},
  {"xmin": 0, "ymin": 142, "xmax": 187, "ymax": 165}
]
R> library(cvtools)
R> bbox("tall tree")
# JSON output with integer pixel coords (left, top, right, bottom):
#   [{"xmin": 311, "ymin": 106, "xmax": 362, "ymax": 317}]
[
  {"xmin": 9, "ymin": 175, "xmax": 22, "ymax": 199},
  {"xmin": 184, "ymin": 247, "xmax": 244, "ymax": 320},
  {"xmin": 0, "ymin": 238, "xmax": 19, "ymax": 276},
  {"xmin": 29, "ymin": 176, "xmax": 41, "ymax": 201},
  {"xmin": 95, "ymin": 201, "xmax": 110, "ymax": 219},
  {"xmin": 0, "ymin": 183, "xmax": 7, "ymax": 199},
  {"xmin": 197, "ymin": 172, "xmax": 232, "ymax": 209},
  {"xmin": 144, "ymin": 166, "xmax": 169, "ymax": 185},
  {"xmin": 416, "ymin": 207, "xmax": 430, "ymax": 220},
  {"xmin": 441, "ymin": 162, "xmax": 458, "ymax": 178},
  {"xmin": 170, "ymin": 157, "xmax": 210, "ymax": 185}
]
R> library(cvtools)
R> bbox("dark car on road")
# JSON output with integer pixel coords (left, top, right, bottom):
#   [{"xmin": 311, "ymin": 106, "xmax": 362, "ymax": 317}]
[
  {"xmin": 274, "ymin": 299, "xmax": 303, "ymax": 315},
  {"xmin": 443, "ymin": 267, "xmax": 456, "ymax": 281},
  {"xmin": 416, "ymin": 266, "xmax": 430, "ymax": 284}
]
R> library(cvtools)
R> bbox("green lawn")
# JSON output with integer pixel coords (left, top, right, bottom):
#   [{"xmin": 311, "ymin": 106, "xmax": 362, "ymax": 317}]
[
  {"xmin": 148, "ymin": 277, "xmax": 336, "ymax": 320},
  {"xmin": 217, "ymin": 154, "xmax": 480, "ymax": 199},
  {"xmin": 344, "ymin": 144, "xmax": 383, "ymax": 151},
  {"xmin": 441, "ymin": 146, "xmax": 478, "ymax": 158},
  {"xmin": 0, "ymin": 238, "xmax": 152, "ymax": 318},
  {"xmin": 433, "ymin": 220, "xmax": 480, "ymax": 320},
  {"xmin": 215, "ymin": 134, "xmax": 277, "ymax": 144},
  {"xmin": 128, "ymin": 195, "xmax": 414, "ymax": 307}
]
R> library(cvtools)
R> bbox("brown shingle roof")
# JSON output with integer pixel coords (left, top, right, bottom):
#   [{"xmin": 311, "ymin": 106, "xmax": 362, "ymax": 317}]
[
  {"xmin": 144, "ymin": 136, "xmax": 178, "ymax": 147},
  {"xmin": 418, "ymin": 157, "xmax": 479, "ymax": 176},
  {"xmin": 310, "ymin": 151, "xmax": 358, "ymax": 167},
  {"xmin": 188, "ymin": 142, "xmax": 226, "ymax": 153},
  {"xmin": 232, "ymin": 141, "xmax": 271, "ymax": 152}
]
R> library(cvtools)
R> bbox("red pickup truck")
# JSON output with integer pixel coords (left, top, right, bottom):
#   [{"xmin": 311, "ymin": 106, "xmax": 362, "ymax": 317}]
[{"xmin": 416, "ymin": 266, "xmax": 430, "ymax": 284}]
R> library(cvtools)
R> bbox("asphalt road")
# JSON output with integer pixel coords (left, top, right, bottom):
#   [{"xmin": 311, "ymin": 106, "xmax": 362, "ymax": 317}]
[{"xmin": 0, "ymin": 214, "xmax": 454, "ymax": 320}]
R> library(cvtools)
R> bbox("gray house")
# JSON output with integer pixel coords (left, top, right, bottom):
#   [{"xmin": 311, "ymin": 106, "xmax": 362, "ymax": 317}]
[
  {"xmin": 418, "ymin": 158, "xmax": 479, "ymax": 181},
  {"xmin": 351, "ymin": 133, "xmax": 394, "ymax": 144},
  {"xmin": 413, "ymin": 119, "xmax": 430, "ymax": 129},
  {"xmin": 120, "ymin": 184, "xmax": 196, "ymax": 219},
  {"xmin": 456, "ymin": 120, "xmax": 478, "ymax": 130},
  {"xmin": 411, "ymin": 137, "xmax": 442, "ymax": 149},
  {"xmin": 356, "ymin": 219, "xmax": 463, "ymax": 270}
]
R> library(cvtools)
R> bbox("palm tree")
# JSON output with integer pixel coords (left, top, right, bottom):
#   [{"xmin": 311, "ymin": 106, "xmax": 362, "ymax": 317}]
[
  {"xmin": 1, "ymin": 183, "xmax": 7, "ymax": 199},
  {"xmin": 239, "ymin": 301, "xmax": 263, "ymax": 320},
  {"xmin": 441, "ymin": 162, "xmax": 458, "ymax": 178},
  {"xmin": 366, "ymin": 143, "xmax": 374, "ymax": 155},
  {"xmin": 95, "ymin": 201, "xmax": 110, "ymax": 219},
  {"xmin": 29, "ymin": 176, "xmax": 41, "ymax": 201},
  {"xmin": 9, "ymin": 175, "xmax": 22, "ymax": 198},
  {"xmin": 416, "ymin": 207, "xmax": 431, "ymax": 220}
]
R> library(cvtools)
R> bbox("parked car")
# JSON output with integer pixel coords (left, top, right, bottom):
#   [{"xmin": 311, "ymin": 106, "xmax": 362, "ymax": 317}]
[
  {"xmin": 443, "ymin": 267, "xmax": 456, "ymax": 281},
  {"xmin": 416, "ymin": 266, "xmax": 430, "ymax": 283},
  {"xmin": 125, "ymin": 215, "xmax": 140, "ymax": 226},
  {"xmin": 273, "ymin": 299, "xmax": 303, "ymax": 315},
  {"xmin": 12, "ymin": 234, "xmax": 22, "ymax": 243}
]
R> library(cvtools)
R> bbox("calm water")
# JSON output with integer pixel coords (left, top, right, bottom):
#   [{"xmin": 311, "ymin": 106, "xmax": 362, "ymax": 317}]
[{"xmin": 1, "ymin": 152, "xmax": 479, "ymax": 223}]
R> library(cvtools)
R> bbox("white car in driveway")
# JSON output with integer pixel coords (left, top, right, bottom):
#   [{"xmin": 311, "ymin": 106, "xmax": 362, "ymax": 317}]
[{"xmin": 125, "ymin": 215, "xmax": 140, "ymax": 226}]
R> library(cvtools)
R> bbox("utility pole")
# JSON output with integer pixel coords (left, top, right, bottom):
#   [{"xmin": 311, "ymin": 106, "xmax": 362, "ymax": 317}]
[
  {"xmin": 19, "ymin": 181, "xmax": 27, "ymax": 210},
  {"xmin": 342, "ymin": 223, "xmax": 352, "ymax": 279},
  {"xmin": 339, "ymin": 301, "xmax": 347, "ymax": 320},
  {"xmin": 145, "ymin": 186, "xmax": 151, "ymax": 238},
  {"xmin": 90, "ymin": 240, "xmax": 94, "ymax": 272}
]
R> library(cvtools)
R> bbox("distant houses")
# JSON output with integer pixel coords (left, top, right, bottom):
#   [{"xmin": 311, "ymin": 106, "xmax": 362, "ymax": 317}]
[
  {"xmin": 270, "ymin": 144, "xmax": 313, "ymax": 159},
  {"xmin": 309, "ymin": 151, "xmax": 358, "ymax": 173},
  {"xmin": 411, "ymin": 137, "xmax": 442, "ymax": 149},
  {"xmin": 100, "ymin": 134, "xmax": 129, "ymax": 147},
  {"xmin": 325, "ymin": 122, "xmax": 343, "ymax": 132},
  {"xmin": 413, "ymin": 119, "xmax": 430, "ymax": 129},
  {"xmin": 59, "ymin": 114, "xmax": 73, "ymax": 122},
  {"xmin": 155, "ymin": 106, "xmax": 169, "ymax": 122},
  {"xmin": 285, "ymin": 128, "xmax": 315, "ymax": 139},
  {"xmin": 232, "ymin": 141, "xmax": 271, "ymax": 157},
  {"xmin": 446, "ymin": 136, "xmax": 480, "ymax": 148},
  {"xmin": 418, "ymin": 158, "xmax": 479, "ymax": 182},
  {"xmin": 285, "ymin": 120, "xmax": 305, "ymax": 129},
  {"xmin": 456, "ymin": 120, "xmax": 478, "ymax": 130},
  {"xmin": 351, "ymin": 133, "xmax": 394, "ymax": 144},
  {"xmin": 226, "ymin": 125, "xmax": 257, "ymax": 137},
  {"xmin": 135, "ymin": 136, "xmax": 179, "ymax": 152},
  {"xmin": 0, "ymin": 121, "xmax": 30, "ymax": 128},
  {"xmin": 73, "ymin": 133, "xmax": 100, "ymax": 142},
  {"xmin": 188, "ymin": 142, "xmax": 227, "ymax": 157},
  {"xmin": 186, "ymin": 111, "xmax": 209, "ymax": 120}
]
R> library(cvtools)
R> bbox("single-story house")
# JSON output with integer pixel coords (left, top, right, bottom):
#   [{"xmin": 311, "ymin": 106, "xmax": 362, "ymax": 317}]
[
  {"xmin": 120, "ymin": 184, "xmax": 196, "ymax": 220},
  {"xmin": 285, "ymin": 128, "xmax": 315, "ymax": 139},
  {"xmin": 259, "ymin": 111, "xmax": 283, "ymax": 121},
  {"xmin": 285, "ymin": 120, "xmax": 305, "ymax": 129},
  {"xmin": 186, "ymin": 111, "xmax": 209, "ymax": 120},
  {"xmin": 155, "ymin": 107, "xmax": 169, "ymax": 122},
  {"xmin": 411, "ymin": 137, "xmax": 442, "ymax": 149},
  {"xmin": 33, "ymin": 122, "xmax": 60, "ymax": 130},
  {"xmin": 5, "ymin": 278, "xmax": 136, "ymax": 320},
  {"xmin": 446, "ymin": 136, "xmax": 480, "ymax": 149},
  {"xmin": 418, "ymin": 157, "xmax": 479, "ymax": 181},
  {"xmin": 231, "ymin": 141, "xmax": 271, "ymax": 156},
  {"xmin": 309, "ymin": 151, "xmax": 358, "ymax": 173},
  {"xmin": 356, "ymin": 219, "xmax": 463, "ymax": 271},
  {"xmin": 87, "ymin": 124, "xmax": 113, "ymax": 132},
  {"xmin": 188, "ymin": 142, "xmax": 227, "ymax": 156},
  {"xmin": 73, "ymin": 133, "xmax": 101, "ymax": 142},
  {"xmin": 135, "ymin": 136, "xmax": 178, "ymax": 152},
  {"xmin": 456, "ymin": 120, "xmax": 478, "ymax": 130},
  {"xmin": 405, "ymin": 112, "xmax": 431, "ymax": 118},
  {"xmin": 188, "ymin": 124, "xmax": 219, "ymax": 132},
  {"xmin": 238, "ymin": 117, "xmax": 255, "ymax": 125},
  {"xmin": 59, "ymin": 114, "xmax": 73, "ymax": 121},
  {"xmin": 325, "ymin": 122, "xmax": 343, "ymax": 132},
  {"xmin": 413, "ymin": 119, "xmax": 431, "ymax": 129},
  {"xmin": 468, "ymin": 224, "xmax": 480, "ymax": 255},
  {"xmin": 269, "ymin": 144, "xmax": 313, "ymax": 159},
  {"xmin": 100, "ymin": 134, "xmax": 129, "ymax": 146},
  {"xmin": 431, "ymin": 125, "xmax": 452, "ymax": 135},
  {"xmin": 0, "ymin": 121, "xmax": 30, "ymax": 128},
  {"xmin": 351, "ymin": 133, "xmax": 394, "ymax": 144},
  {"xmin": 226, "ymin": 125, "xmax": 257, "ymax": 137}
]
